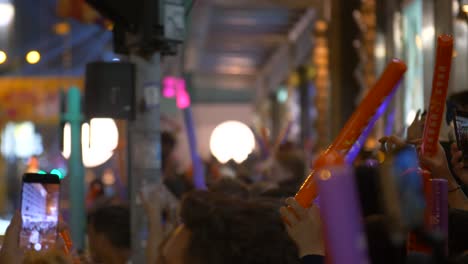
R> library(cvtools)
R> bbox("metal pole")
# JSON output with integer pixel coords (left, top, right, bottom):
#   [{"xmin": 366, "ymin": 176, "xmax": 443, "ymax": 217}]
[
  {"xmin": 129, "ymin": 54, "xmax": 162, "ymax": 264},
  {"xmin": 65, "ymin": 87, "xmax": 85, "ymax": 251}
]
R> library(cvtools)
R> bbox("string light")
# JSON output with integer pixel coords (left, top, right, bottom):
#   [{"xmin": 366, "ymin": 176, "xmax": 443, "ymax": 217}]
[{"xmin": 26, "ymin": 50, "xmax": 41, "ymax": 64}]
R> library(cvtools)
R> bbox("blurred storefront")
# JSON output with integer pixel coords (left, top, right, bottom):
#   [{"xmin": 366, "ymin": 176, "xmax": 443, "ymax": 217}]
[
  {"xmin": 0, "ymin": 78, "xmax": 82, "ymax": 215},
  {"xmin": 0, "ymin": 78, "xmax": 127, "ymax": 216},
  {"xmin": 376, "ymin": 0, "xmax": 466, "ymax": 134}
]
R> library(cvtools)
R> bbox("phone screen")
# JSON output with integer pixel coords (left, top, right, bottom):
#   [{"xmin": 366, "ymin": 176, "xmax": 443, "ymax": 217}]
[
  {"xmin": 454, "ymin": 110, "xmax": 468, "ymax": 166},
  {"xmin": 20, "ymin": 174, "xmax": 60, "ymax": 251}
]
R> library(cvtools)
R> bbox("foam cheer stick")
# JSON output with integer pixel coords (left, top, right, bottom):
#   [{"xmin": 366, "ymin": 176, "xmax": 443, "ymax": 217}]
[
  {"xmin": 428, "ymin": 179, "xmax": 448, "ymax": 253},
  {"xmin": 295, "ymin": 59, "xmax": 407, "ymax": 208},
  {"xmin": 408, "ymin": 35, "xmax": 453, "ymax": 254},
  {"xmin": 316, "ymin": 151, "xmax": 370, "ymax": 264},
  {"xmin": 407, "ymin": 179, "xmax": 449, "ymax": 254},
  {"xmin": 421, "ymin": 35, "xmax": 454, "ymax": 160},
  {"xmin": 345, "ymin": 81, "xmax": 400, "ymax": 164}
]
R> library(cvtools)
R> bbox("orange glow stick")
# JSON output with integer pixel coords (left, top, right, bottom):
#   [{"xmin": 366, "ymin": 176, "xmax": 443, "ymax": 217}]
[
  {"xmin": 421, "ymin": 35, "xmax": 454, "ymax": 160},
  {"xmin": 408, "ymin": 35, "xmax": 453, "ymax": 254},
  {"xmin": 295, "ymin": 59, "xmax": 407, "ymax": 208}
]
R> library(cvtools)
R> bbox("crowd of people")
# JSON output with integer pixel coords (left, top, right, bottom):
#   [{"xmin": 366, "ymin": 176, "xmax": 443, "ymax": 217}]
[{"xmin": 1, "ymin": 96, "xmax": 468, "ymax": 264}]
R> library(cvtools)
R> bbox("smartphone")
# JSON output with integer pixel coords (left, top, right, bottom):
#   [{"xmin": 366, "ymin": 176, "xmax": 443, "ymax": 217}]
[
  {"xmin": 453, "ymin": 110, "xmax": 468, "ymax": 167},
  {"xmin": 20, "ymin": 173, "xmax": 61, "ymax": 251}
]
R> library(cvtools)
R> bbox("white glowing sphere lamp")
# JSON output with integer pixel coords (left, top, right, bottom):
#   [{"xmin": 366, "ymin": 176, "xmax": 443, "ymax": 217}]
[
  {"xmin": 210, "ymin": 121, "xmax": 255, "ymax": 164},
  {"xmin": 62, "ymin": 118, "xmax": 119, "ymax": 168}
]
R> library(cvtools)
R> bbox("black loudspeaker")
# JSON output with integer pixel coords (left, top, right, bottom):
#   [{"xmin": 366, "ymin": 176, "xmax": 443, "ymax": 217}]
[{"xmin": 85, "ymin": 61, "xmax": 136, "ymax": 120}]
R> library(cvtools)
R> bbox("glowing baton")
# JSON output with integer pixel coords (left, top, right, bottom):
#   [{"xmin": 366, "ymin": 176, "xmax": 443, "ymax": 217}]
[
  {"xmin": 345, "ymin": 81, "xmax": 400, "ymax": 164},
  {"xmin": 409, "ymin": 35, "xmax": 453, "ymax": 254},
  {"xmin": 421, "ymin": 35, "xmax": 454, "ymax": 160},
  {"xmin": 295, "ymin": 59, "xmax": 407, "ymax": 208},
  {"xmin": 316, "ymin": 151, "xmax": 370, "ymax": 264}
]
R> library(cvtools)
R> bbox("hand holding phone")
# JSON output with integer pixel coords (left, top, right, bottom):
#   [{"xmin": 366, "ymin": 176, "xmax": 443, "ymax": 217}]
[
  {"xmin": 20, "ymin": 173, "xmax": 61, "ymax": 252},
  {"xmin": 0, "ymin": 212, "xmax": 23, "ymax": 264}
]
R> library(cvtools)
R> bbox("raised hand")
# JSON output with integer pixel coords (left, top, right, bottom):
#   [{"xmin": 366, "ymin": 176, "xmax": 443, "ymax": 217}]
[
  {"xmin": 407, "ymin": 109, "xmax": 426, "ymax": 142},
  {"xmin": 280, "ymin": 197, "xmax": 324, "ymax": 258},
  {"xmin": 0, "ymin": 212, "xmax": 24, "ymax": 264}
]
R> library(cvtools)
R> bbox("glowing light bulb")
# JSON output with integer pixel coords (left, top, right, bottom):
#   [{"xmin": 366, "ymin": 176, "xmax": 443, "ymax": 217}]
[
  {"xmin": 26, "ymin": 51, "xmax": 41, "ymax": 64},
  {"xmin": 210, "ymin": 121, "xmax": 255, "ymax": 164},
  {"xmin": 0, "ymin": 51, "xmax": 7, "ymax": 64}
]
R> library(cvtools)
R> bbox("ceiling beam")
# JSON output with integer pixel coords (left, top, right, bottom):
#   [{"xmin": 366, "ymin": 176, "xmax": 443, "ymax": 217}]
[
  {"xmin": 192, "ymin": 88, "xmax": 254, "ymax": 103},
  {"xmin": 258, "ymin": 8, "xmax": 315, "ymax": 91},
  {"xmin": 212, "ymin": 0, "xmax": 320, "ymax": 9},
  {"xmin": 195, "ymin": 66, "xmax": 258, "ymax": 76},
  {"xmin": 192, "ymin": 73, "xmax": 256, "ymax": 90},
  {"xmin": 205, "ymin": 34, "xmax": 287, "ymax": 49},
  {"xmin": 184, "ymin": 0, "xmax": 213, "ymax": 72},
  {"xmin": 288, "ymin": 9, "xmax": 315, "ymax": 42}
]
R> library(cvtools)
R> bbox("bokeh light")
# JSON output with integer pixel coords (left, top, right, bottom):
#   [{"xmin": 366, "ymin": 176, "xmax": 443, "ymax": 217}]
[
  {"xmin": 0, "ymin": 3, "xmax": 14, "ymax": 27},
  {"xmin": 63, "ymin": 118, "xmax": 119, "ymax": 168},
  {"xmin": 26, "ymin": 50, "xmax": 41, "ymax": 64},
  {"xmin": 210, "ymin": 121, "xmax": 255, "ymax": 164},
  {"xmin": 0, "ymin": 51, "xmax": 7, "ymax": 64}
]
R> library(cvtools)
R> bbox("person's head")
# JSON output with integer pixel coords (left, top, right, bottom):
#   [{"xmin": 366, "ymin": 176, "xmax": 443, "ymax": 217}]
[
  {"xmin": 210, "ymin": 177, "xmax": 249, "ymax": 199},
  {"xmin": 161, "ymin": 191, "xmax": 300, "ymax": 264},
  {"xmin": 87, "ymin": 205, "xmax": 130, "ymax": 264},
  {"xmin": 249, "ymin": 181, "xmax": 278, "ymax": 198},
  {"xmin": 267, "ymin": 151, "xmax": 305, "ymax": 185},
  {"xmin": 162, "ymin": 131, "xmax": 177, "ymax": 156}
]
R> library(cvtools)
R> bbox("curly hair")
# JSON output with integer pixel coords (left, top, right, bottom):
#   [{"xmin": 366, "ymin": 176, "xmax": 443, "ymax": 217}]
[
  {"xmin": 210, "ymin": 178, "xmax": 250, "ymax": 199},
  {"xmin": 87, "ymin": 205, "xmax": 130, "ymax": 250},
  {"xmin": 180, "ymin": 191, "xmax": 300, "ymax": 264}
]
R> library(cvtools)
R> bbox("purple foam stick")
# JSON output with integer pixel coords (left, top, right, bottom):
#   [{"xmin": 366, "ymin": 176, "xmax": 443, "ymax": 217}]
[
  {"xmin": 317, "ymin": 165, "xmax": 370, "ymax": 264},
  {"xmin": 345, "ymin": 82, "xmax": 400, "ymax": 164},
  {"xmin": 385, "ymin": 107, "xmax": 396, "ymax": 136},
  {"xmin": 183, "ymin": 107, "xmax": 207, "ymax": 190},
  {"xmin": 429, "ymin": 179, "xmax": 448, "ymax": 253}
]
